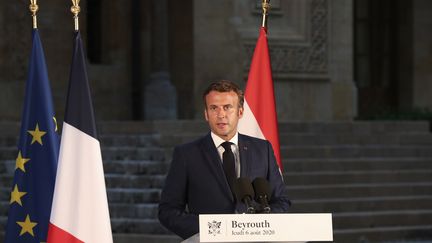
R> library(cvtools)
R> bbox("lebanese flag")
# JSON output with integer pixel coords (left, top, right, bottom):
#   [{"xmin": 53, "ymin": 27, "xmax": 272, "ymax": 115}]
[
  {"xmin": 238, "ymin": 27, "xmax": 283, "ymax": 171},
  {"xmin": 47, "ymin": 31, "xmax": 113, "ymax": 243}
]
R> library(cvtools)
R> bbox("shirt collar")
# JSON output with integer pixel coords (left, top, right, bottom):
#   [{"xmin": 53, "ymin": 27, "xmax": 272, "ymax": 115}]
[{"xmin": 210, "ymin": 132, "xmax": 239, "ymax": 148}]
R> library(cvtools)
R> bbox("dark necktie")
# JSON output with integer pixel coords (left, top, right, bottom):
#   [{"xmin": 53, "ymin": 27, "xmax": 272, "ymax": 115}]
[{"xmin": 221, "ymin": 142, "xmax": 236, "ymax": 193}]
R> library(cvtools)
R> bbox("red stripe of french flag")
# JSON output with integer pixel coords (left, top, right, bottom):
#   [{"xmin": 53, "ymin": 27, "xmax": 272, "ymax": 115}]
[
  {"xmin": 238, "ymin": 27, "xmax": 283, "ymax": 171},
  {"xmin": 47, "ymin": 223, "xmax": 84, "ymax": 243}
]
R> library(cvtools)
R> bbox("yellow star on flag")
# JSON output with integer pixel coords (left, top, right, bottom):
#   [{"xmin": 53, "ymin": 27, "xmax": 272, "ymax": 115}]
[
  {"xmin": 28, "ymin": 123, "xmax": 46, "ymax": 145},
  {"xmin": 15, "ymin": 151, "xmax": 30, "ymax": 172},
  {"xmin": 10, "ymin": 184, "xmax": 27, "ymax": 206},
  {"xmin": 16, "ymin": 214, "xmax": 37, "ymax": 236}
]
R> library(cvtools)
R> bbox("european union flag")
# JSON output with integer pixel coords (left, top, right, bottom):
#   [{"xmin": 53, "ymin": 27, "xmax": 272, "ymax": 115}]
[{"xmin": 4, "ymin": 29, "xmax": 59, "ymax": 243}]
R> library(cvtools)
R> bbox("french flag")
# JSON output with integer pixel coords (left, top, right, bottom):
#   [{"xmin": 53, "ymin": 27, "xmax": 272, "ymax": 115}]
[
  {"xmin": 47, "ymin": 31, "xmax": 113, "ymax": 243},
  {"xmin": 238, "ymin": 27, "xmax": 283, "ymax": 171}
]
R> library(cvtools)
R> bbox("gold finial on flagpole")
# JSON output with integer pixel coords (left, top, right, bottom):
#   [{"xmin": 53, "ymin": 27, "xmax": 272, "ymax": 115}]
[
  {"xmin": 29, "ymin": 0, "xmax": 38, "ymax": 29},
  {"xmin": 261, "ymin": 0, "xmax": 270, "ymax": 28},
  {"xmin": 71, "ymin": 0, "xmax": 81, "ymax": 31}
]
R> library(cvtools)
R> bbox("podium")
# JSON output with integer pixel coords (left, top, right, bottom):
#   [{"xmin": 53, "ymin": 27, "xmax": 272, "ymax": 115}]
[{"xmin": 182, "ymin": 213, "xmax": 333, "ymax": 242}]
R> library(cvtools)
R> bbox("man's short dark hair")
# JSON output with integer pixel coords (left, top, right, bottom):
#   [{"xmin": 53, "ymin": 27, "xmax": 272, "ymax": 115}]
[{"xmin": 203, "ymin": 80, "xmax": 244, "ymax": 108}]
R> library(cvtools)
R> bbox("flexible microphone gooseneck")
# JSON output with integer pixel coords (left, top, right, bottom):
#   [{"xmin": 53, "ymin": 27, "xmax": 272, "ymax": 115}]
[
  {"xmin": 252, "ymin": 177, "xmax": 271, "ymax": 213},
  {"xmin": 233, "ymin": 178, "xmax": 256, "ymax": 213}
]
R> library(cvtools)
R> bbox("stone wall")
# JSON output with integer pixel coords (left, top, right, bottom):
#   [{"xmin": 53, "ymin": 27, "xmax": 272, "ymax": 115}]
[
  {"xmin": 193, "ymin": 0, "xmax": 356, "ymax": 121},
  {"xmin": 1, "ymin": 0, "xmax": 359, "ymax": 121},
  {"xmin": 0, "ymin": 0, "xmax": 133, "ymax": 121},
  {"xmin": 413, "ymin": 0, "xmax": 432, "ymax": 109}
]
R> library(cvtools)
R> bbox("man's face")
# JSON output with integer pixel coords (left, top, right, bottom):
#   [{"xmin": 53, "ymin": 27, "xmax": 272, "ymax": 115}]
[{"xmin": 204, "ymin": 91, "xmax": 244, "ymax": 140}]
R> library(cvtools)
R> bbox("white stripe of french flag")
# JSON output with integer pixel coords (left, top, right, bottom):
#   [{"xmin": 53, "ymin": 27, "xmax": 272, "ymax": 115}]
[{"xmin": 48, "ymin": 123, "xmax": 112, "ymax": 243}]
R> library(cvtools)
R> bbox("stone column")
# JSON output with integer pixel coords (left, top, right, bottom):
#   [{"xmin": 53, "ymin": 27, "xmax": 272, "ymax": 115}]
[{"xmin": 144, "ymin": 0, "xmax": 177, "ymax": 119}]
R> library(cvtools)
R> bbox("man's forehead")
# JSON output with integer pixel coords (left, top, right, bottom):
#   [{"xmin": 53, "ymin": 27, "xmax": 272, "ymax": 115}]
[
  {"xmin": 206, "ymin": 91, "xmax": 237, "ymax": 98},
  {"xmin": 206, "ymin": 92, "xmax": 238, "ymax": 103}
]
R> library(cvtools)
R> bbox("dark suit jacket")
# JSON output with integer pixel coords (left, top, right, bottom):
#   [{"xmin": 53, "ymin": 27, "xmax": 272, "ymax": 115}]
[{"xmin": 158, "ymin": 133, "xmax": 291, "ymax": 239}]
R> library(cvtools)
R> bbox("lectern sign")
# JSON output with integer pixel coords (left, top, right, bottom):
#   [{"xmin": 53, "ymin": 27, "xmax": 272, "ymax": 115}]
[{"xmin": 199, "ymin": 213, "xmax": 333, "ymax": 242}]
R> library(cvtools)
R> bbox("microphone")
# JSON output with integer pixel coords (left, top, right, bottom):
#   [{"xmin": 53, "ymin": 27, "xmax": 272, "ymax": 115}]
[
  {"xmin": 252, "ymin": 177, "xmax": 271, "ymax": 213},
  {"xmin": 233, "ymin": 178, "xmax": 256, "ymax": 213}
]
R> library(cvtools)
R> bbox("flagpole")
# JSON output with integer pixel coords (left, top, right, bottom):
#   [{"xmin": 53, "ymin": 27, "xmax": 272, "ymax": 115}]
[
  {"xmin": 29, "ymin": 0, "xmax": 38, "ymax": 29},
  {"xmin": 71, "ymin": 0, "xmax": 81, "ymax": 31},
  {"xmin": 261, "ymin": 0, "xmax": 270, "ymax": 28}
]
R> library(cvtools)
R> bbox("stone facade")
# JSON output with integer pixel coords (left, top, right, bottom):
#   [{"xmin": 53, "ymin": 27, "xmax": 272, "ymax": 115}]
[
  {"xmin": 194, "ymin": 0, "xmax": 356, "ymax": 120},
  {"xmin": 1, "ymin": 0, "xmax": 432, "ymax": 121}
]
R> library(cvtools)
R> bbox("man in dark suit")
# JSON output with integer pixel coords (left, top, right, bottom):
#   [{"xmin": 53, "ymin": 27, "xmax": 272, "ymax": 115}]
[{"xmin": 158, "ymin": 80, "xmax": 290, "ymax": 239}]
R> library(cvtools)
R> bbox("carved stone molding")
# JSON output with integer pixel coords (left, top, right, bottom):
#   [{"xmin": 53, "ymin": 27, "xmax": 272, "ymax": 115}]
[{"xmin": 244, "ymin": 0, "xmax": 328, "ymax": 80}]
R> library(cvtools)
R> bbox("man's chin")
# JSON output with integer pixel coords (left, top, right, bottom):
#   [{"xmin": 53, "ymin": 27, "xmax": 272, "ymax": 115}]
[{"xmin": 216, "ymin": 131, "xmax": 236, "ymax": 140}]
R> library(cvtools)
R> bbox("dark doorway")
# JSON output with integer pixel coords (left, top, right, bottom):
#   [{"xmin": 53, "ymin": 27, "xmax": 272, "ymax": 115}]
[{"xmin": 354, "ymin": 0, "xmax": 408, "ymax": 118}]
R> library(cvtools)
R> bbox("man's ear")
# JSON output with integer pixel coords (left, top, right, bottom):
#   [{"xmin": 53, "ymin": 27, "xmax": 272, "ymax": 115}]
[
  {"xmin": 204, "ymin": 109, "xmax": 209, "ymax": 121},
  {"xmin": 238, "ymin": 106, "xmax": 244, "ymax": 118}
]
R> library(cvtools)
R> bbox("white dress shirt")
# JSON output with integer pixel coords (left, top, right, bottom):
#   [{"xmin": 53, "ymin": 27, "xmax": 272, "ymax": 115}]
[{"xmin": 210, "ymin": 132, "xmax": 241, "ymax": 178}]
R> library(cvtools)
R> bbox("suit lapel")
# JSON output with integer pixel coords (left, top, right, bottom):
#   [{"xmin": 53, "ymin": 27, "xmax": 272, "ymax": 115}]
[
  {"xmin": 238, "ymin": 134, "xmax": 251, "ymax": 178},
  {"xmin": 199, "ymin": 134, "xmax": 234, "ymax": 201}
]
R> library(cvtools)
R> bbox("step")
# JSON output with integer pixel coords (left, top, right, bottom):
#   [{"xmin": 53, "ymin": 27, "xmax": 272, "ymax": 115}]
[
  {"xmin": 279, "ymin": 133, "xmax": 432, "ymax": 146},
  {"xmin": 98, "ymin": 120, "xmax": 208, "ymax": 135},
  {"xmin": 333, "ymin": 210, "xmax": 432, "ymax": 230},
  {"xmin": 107, "ymin": 188, "xmax": 161, "ymax": 204},
  {"xmin": 0, "ymin": 136, "xmax": 18, "ymax": 147},
  {"xmin": 0, "ymin": 148, "xmax": 15, "ymax": 160},
  {"xmin": 0, "ymin": 160, "xmax": 14, "ymax": 174},
  {"xmin": 111, "ymin": 218, "xmax": 169, "ymax": 234},
  {"xmin": 290, "ymin": 196, "xmax": 432, "ymax": 213},
  {"xmin": 103, "ymin": 160, "xmax": 169, "ymax": 175},
  {"xmin": 105, "ymin": 174, "xmax": 165, "ymax": 189},
  {"xmin": 0, "ymin": 216, "xmax": 5, "ymax": 233},
  {"xmin": 281, "ymin": 145, "xmax": 432, "ymax": 159},
  {"xmin": 101, "ymin": 147, "xmax": 169, "ymax": 161},
  {"xmin": 283, "ymin": 170, "xmax": 432, "ymax": 185},
  {"xmin": 334, "ymin": 225, "xmax": 432, "ymax": 242},
  {"xmin": 0, "ymin": 175, "xmax": 12, "ymax": 189},
  {"xmin": 0, "ymin": 188, "xmax": 10, "ymax": 202},
  {"xmin": 109, "ymin": 203, "xmax": 158, "ymax": 219},
  {"xmin": 113, "ymin": 233, "xmax": 181, "ymax": 243},
  {"xmin": 287, "ymin": 182, "xmax": 432, "ymax": 199},
  {"xmin": 0, "ymin": 122, "xmax": 20, "ymax": 136},
  {"xmin": 100, "ymin": 134, "xmax": 161, "ymax": 147},
  {"xmin": 277, "ymin": 121, "xmax": 430, "ymax": 134},
  {"xmin": 283, "ymin": 158, "xmax": 432, "ymax": 172},
  {"xmin": 0, "ymin": 202, "xmax": 8, "ymax": 217}
]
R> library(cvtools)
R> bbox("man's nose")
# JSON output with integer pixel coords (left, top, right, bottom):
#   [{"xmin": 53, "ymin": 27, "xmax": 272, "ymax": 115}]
[{"xmin": 217, "ymin": 108, "xmax": 226, "ymax": 118}]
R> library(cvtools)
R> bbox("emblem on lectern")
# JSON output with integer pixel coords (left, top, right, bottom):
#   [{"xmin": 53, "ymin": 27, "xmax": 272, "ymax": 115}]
[{"xmin": 208, "ymin": 220, "xmax": 222, "ymax": 236}]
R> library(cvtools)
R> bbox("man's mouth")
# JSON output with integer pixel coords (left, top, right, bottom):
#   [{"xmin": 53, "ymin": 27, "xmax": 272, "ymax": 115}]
[{"xmin": 217, "ymin": 123, "xmax": 227, "ymax": 128}]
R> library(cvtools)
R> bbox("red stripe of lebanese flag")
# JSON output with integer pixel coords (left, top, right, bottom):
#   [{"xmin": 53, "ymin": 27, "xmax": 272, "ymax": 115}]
[{"xmin": 238, "ymin": 27, "xmax": 283, "ymax": 171}]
